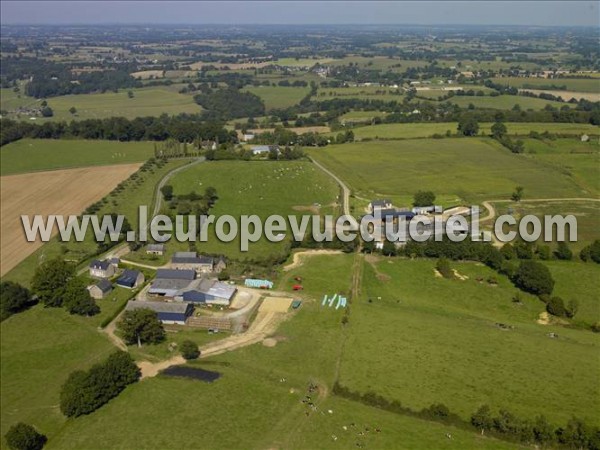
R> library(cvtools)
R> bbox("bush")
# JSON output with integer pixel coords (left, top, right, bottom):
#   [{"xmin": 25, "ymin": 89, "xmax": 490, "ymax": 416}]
[
  {"xmin": 180, "ymin": 340, "xmax": 200, "ymax": 360},
  {"xmin": 554, "ymin": 242, "xmax": 573, "ymax": 260},
  {"xmin": 512, "ymin": 261, "xmax": 555, "ymax": 296},
  {"xmin": 413, "ymin": 190, "xmax": 436, "ymax": 207},
  {"xmin": 60, "ymin": 351, "xmax": 140, "ymax": 417},
  {"xmin": 580, "ymin": 240, "xmax": 600, "ymax": 264},
  {"xmin": 4, "ymin": 423, "xmax": 46, "ymax": 450},
  {"xmin": 436, "ymin": 258, "xmax": 454, "ymax": 279},
  {"xmin": 546, "ymin": 296, "xmax": 567, "ymax": 317},
  {"xmin": 1, "ymin": 281, "xmax": 32, "ymax": 321}
]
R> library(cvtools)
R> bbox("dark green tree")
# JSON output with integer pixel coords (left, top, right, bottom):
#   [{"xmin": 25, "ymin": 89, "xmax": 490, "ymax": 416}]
[
  {"xmin": 512, "ymin": 261, "xmax": 555, "ymax": 296},
  {"xmin": 31, "ymin": 258, "xmax": 74, "ymax": 307},
  {"xmin": 471, "ymin": 405, "xmax": 494, "ymax": 433},
  {"xmin": 491, "ymin": 121, "xmax": 507, "ymax": 139},
  {"xmin": 1, "ymin": 281, "xmax": 32, "ymax": 321},
  {"xmin": 413, "ymin": 190, "xmax": 436, "ymax": 207},
  {"xmin": 457, "ymin": 117, "xmax": 479, "ymax": 136},
  {"xmin": 180, "ymin": 340, "xmax": 200, "ymax": 360},
  {"xmin": 117, "ymin": 308, "xmax": 165, "ymax": 346},
  {"xmin": 4, "ymin": 423, "xmax": 46, "ymax": 450},
  {"xmin": 63, "ymin": 278, "xmax": 99, "ymax": 316},
  {"xmin": 554, "ymin": 242, "xmax": 573, "ymax": 260}
]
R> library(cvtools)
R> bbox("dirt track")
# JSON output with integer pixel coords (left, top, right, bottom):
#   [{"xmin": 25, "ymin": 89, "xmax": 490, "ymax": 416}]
[{"xmin": 0, "ymin": 163, "xmax": 141, "ymax": 275}]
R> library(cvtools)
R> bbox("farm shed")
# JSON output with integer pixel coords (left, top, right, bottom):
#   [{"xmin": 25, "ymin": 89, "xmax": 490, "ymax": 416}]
[
  {"xmin": 116, "ymin": 269, "xmax": 144, "ymax": 289},
  {"xmin": 125, "ymin": 300, "xmax": 193, "ymax": 325},
  {"xmin": 89, "ymin": 259, "xmax": 115, "ymax": 279},
  {"xmin": 146, "ymin": 244, "xmax": 165, "ymax": 255},
  {"xmin": 368, "ymin": 199, "xmax": 392, "ymax": 213},
  {"xmin": 156, "ymin": 269, "xmax": 196, "ymax": 280},
  {"xmin": 149, "ymin": 279, "xmax": 192, "ymax": 297},
  {"xmin": 171, "ymin": 252, "xmax": 215, "ymax": 274},
  {"xmin": 176, "ymin": 279, "xmax": 237, "ymax": 306},
  {"xmin": 87, "ymin": 279, "xmax": 113, "ymax": 299}
]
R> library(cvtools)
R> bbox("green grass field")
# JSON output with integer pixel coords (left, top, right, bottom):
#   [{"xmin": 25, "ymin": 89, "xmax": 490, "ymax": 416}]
[
  {"xmin": 3, "ymin": 87, "xmax": 200, "ymax": 121},
  {"xmin": 338, "ymin": 257, "xmax": 600, "ymax": 426},
  {"xmin": 244, "ymin": 85, "xmax": 312, "ymax": 110},
  {"xmin": 308, "ymin": 138, "xmax": 590, "ymax": 208},
  {"xmin": 0, "ymin": 139, "xmax": 154, "ymax": 175},
  {"xmin": 490, "ymin": 77, "xmax": 600, "ymax": 93},
  {"xmin": 447, "ymin": 94, "xmax": 569, "ymax": 110},
  {"xmin": 1, "ymin": 306, "xmax": 116, "ymax": 441},
  {"xmin": 345, "ymin": 122, "xmax": 599, "ymax": 141},
  {"xmin": 38, "ymin": 254, "xmax": 517, "ymax": 449},
  {"xmin": 523, "ymin": 138, "xmax": 600, "ymax": 196},
  {"xmin": 167, "ymin": 160, "xmax": 340, "ymax": 261}
]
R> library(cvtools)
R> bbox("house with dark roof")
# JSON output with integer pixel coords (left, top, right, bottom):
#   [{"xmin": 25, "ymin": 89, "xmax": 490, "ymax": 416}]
[
  {"xmin": 116, "ymin": 270, "xmax": 144, "ymax": 289},
  {"xmin": 170, "ymin": 252, "xmax": 215, "ymax": 274},
  {"xmin": 125, "ymin": 300, "xmax": 193, "ymax": 325},
  {"xmin": 368, "ymin": 199, "xmax": 393, "ymax": 213},
  {"xmin": 89, "ymin": 260, "xmax": 115, "ymax": 279},
  {"xmin": 87, "ymin": 279, "xmax": 113, "ymax": 299}
]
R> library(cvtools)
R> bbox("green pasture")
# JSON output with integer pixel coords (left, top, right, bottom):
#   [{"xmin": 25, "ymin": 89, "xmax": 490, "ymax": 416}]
[
  {"xmin": 168, "ymin": 160, "xmax": 340, "ymax": 261},
  {"xmin": 490, "ymin": 77, "xmax": 600, "ymax": 93},
  {"xmin": 307, "ymin": 138, "xmax": 590, "ymax": 207},
  {"xmin": 0, "ymin": 139, "xmax": 154, "ymax": 175},
  {"xmin": 244, "ymin": 85, "xmax": 312, "ymax": 110},
  {"xmin": 338, "ymin": 257, "xmax": 600, "ymax": 426}
]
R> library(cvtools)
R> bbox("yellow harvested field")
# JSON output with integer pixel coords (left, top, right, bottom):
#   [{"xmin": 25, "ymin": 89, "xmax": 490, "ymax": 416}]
[{"xmin": 0, "ymin": 163, "xmax": 141, "ymax": 275}]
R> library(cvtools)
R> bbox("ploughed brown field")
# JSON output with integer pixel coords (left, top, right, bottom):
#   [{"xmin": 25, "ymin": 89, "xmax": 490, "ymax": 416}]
[{"xmin": 0, "ymin": 163, "xmax": 141, "ymax": 276}]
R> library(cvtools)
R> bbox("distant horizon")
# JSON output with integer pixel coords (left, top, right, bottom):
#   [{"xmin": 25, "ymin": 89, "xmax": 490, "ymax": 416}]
[{"xmin": 1, "ymin": 1, "xmax": 598, "ymax": 27}]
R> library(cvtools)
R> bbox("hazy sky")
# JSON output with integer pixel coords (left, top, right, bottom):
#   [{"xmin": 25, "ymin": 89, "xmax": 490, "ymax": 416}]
[{"xmin": 1, "ymin": 1, "xmax": 599, "ymax": 27}]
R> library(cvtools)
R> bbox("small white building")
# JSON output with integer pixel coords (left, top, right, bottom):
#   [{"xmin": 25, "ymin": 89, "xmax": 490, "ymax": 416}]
[{"xmin": 89, "ymin": 260, "xmax": 115, "ymax": 279}]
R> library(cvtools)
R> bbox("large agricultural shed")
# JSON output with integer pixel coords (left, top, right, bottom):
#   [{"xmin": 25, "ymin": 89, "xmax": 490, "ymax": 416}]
[
  {"xmin": 176, "ymin": 279, "xmax": 237, "ymax": 305},
  {"xmin": 125, "ymin": 300, "xmax": 193, "ymax": 325}
]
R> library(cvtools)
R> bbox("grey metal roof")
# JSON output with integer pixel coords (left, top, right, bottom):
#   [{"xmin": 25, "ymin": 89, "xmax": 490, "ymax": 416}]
[
  {"xmin": 171, "ymin": 256, "xmax": 213, "ymax": 265},
  {"xmin": 147, "ymin": 244, "xmax": 165, "ymax": 251},
  {"xmin": 156, "ymin": 269, "xmax": 196, "ymax": 280},
  {"xmin": 173, "ymin": 251, "xmax": 197, "ymax": 258},
  {"xmin": 149, "ymin": 278, "xmax": 191, "ymax": 295},
  {"xmin": 126, "ymin": 300, "xmax": 190, "ymax": 314}
]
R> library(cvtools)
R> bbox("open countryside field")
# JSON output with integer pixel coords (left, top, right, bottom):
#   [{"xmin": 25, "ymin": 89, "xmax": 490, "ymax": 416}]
[
  {"xmin": 446, "ymin": 94, "xmax": 570, "ymax": 110},
  {"xmin": 345, "ymin": 122, "xmax": 599, "ymax": 140},
  {"xmin": 44, "ymin": 254, "xmax": 515, "ymax": 449},
  {"xmin": 0, "ymin": 163, "xmax": 141, "ymax": 275},
  {"xmin": 244, "ymin": 85, "xmax": 312, "ymax": 110},
  {"xmin": 0, "ymin": 139, "xmax": 154, "ymax": 175},
  {"xmin": 6, "ymin": 87, "xmax": 200, "ymax": 121},
  {"xmin": 308, "ymin": 138, "xmax": 591, "ymax": 208},
  {"xmin": 523, "ymin": 138, "xmax": 600, "ymax": 196},
  {"xmin": 338, "ymin": 257, "xmax": 600, "ymax": 426},
  {"xmin": 490, "ymin": 77, "xmax": 600, "ymax": 93},
  {"xmin": 167, "ymin": 161, "xmax": 340, "ymax": 261}
]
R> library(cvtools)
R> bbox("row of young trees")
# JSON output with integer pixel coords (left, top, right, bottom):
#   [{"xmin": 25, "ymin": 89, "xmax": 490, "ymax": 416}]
[{"xmin": 332, "ymin": 382, "xmax": 600, "ymax": 449}]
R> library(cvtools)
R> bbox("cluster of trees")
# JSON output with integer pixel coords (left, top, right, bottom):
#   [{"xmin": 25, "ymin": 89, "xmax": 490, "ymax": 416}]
[
  {"xmin": 160, "ymin": 185, "xmax": 218, "ymax": 218},
  {"xmin": 1, "ymin": 116, "xmax": 238, "ymax": 147},
  {"xmin": 0, "ymin": 281, "xmax": 33, "ymax": 321},
  {"xmin": 31, "ymin": 258, "xmax": 99, "ymax": 316},
  {"xmin": 413, "ymin": 190, "xmax": 436, "ymax": 207},
  {"xmin": 60, "ymin": 351, "xmax": 140, "ymax": 417},
  {"xmin": 117, "ymin": 308, "xmax": 165, "ymax": 346},
  {"xmin": 333, "ymin": 381, "xmax": 600, "ymax": 449},
  {"xmin": 193, "ymin": 88, "xmax": 265, "ymax": 120}
]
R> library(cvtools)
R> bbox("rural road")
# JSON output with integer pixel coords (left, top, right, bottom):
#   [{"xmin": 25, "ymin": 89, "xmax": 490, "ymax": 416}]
[{"xmin": 309, "ymin": 156, "xmax": 358, "ymax": 227}]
